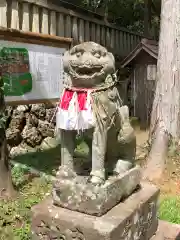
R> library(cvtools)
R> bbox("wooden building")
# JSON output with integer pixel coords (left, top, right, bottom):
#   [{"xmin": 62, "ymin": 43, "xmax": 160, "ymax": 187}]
[
  {"xmin": 0, "ymin": 0, "xmax": 142, "ymax": 60},
  {"xmin": 120, "ymin": 38, "xmax": 158, "ymax": 129}
]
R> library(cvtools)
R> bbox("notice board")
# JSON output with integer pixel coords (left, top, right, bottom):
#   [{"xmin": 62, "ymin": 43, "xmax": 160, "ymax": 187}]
[
  {"xmin": 0, "ymin": 40, "xmax": 65, "ymax": 104},
  {"xmin": 0, "ymin": 29, "xmax": 72, "ymax": 105}
]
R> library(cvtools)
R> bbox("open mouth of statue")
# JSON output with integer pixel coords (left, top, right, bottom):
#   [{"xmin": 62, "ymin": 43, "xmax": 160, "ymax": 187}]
[{"xmin": 73, "ymin": 66, "xmax": 103, "ymax": 76}]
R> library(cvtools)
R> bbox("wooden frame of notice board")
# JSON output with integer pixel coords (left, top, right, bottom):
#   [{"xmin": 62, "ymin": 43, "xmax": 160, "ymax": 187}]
[{"xmin": 0, "ymin": 27, "xmax": 72, "ymax": 106}]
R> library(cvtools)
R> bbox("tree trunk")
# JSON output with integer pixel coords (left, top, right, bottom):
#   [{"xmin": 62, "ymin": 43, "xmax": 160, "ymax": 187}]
[
  {"xmin": 144, "ymin": 0, "xmax": 180, "ymax": 180},
  {"xmin": 0, "ymin": 71, "xmax": 16, "ymax": 198},
  {"xmin": 0, "ymin": 129, "xmax": 16, "ymax": 197},
  {"xmin": 144, "ymin": 0, "xmax": 152, "ymax": 37}
]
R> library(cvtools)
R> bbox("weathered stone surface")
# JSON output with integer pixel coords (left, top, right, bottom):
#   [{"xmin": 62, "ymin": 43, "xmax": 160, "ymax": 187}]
[
  {"xmin": 16, "ymin": 105, "xmax": 30, "ymax": 112},
  {"xmin": 38, "ymin": 120, "xmax": 54, "ymax": 138},
  {"xmin": 10, "ymin": 142, "xmax": 37, "ymax": 157},
  {"xmin": 40, "ymin": 137, "xmax": 60, "ymax": 151},
  {"xmin": 6, "ymin": 128, "xmax": 22, "ymax": 146},
  {"xmin": 5, "ymin": 104, "xmax": 57, "ymax": 151},
  {"xmin": 57, "ymin": 42, "xmax": 136, "ymax": 185},
  {"xmin": 52, "ymin": 166, "xmax": 141, "ymax": 216},
  {"xmin": 25, "ymin": 113, "xmax": 39, "ymax": 127},
  {"xmin": 22, "ymin": 125, "xmax": 42, "ymax": 147},
  {"xmin": 9, "ymin": 110, "xmax": 26, "ymax": 131},
  {"xmin": 5, "ymin": 106, "xmax": 13, "ymax": 117},
  {"xmin": 31, "ymin": 104, "xmax": 46, "ymax": 120},
  {"xmin": 10, "ymin": 145, "xmax": 28, "ymax": 157},
  {"xmin": 31, "ymin": 182, "xmax": 159, "ymax": 240}
]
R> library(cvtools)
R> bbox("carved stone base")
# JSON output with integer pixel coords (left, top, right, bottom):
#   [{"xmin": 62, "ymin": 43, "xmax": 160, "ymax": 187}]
[
  {"xmin": 52, "ymin": 166, "xmax": 141, "ymax": 216},
  {"xmin": 31, "ymin": 182, "xmax": 159, "ymax": 240}
]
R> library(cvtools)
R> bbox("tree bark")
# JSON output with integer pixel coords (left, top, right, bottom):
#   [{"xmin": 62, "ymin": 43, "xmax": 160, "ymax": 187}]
[
  {"xmin": 144, "ymin": 0, "xmax": 180, "ymax": 180},
  {"xmin": 0, "ymin": 129, "xmax": 16, "ymax": 197},
  {"xmin": 144, "ymin": 0, "xmax": 152, "ymax": 37},
  {"xmin": 0, "ymin": 68, "xmax": 16, "ymax": 198}
]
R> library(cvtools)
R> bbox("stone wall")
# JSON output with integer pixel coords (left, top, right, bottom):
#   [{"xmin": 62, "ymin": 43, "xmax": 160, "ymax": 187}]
[{"xmin": 6, "ymin": 103, "xmax": 58, "ymax": 156}]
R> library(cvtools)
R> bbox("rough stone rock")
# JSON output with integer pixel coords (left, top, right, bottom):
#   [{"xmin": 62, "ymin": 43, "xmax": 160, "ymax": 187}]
[
  {"xmin": 45, "ymin": 102, "xmax": 57, "ymax": 109},
  {"xmin": 6, "ymin": 128, "xmax": 22, "ymax": 147},
  {"xmin": 10, "ymin": 145, "xmax": 28, "ymax": 157},
  {"xmin": 10, "ymin": 142, "xmax": 37, "ymax": 157},
  {"xmin": 31, "ymin": 104, "xmax": 46, "ymax": 120},
  {"xmin": 22, "ymin": 125, "xmax": 42, "ymax": 147},
  {"xmin": 40, "ymin": 137, "xmax": 60, "ymax": 151},
  {"xmin": 52, "ymin": 166, "xmax": 141, "ymax": 216},
  {"xmin": 38, "ymin": 120, "xmax": 54, "ymax": 138},
  {"xmin": 16, "ymin": 105, "xmax": 30, "ymax": 112},
  {"xmin": 5, "ymin": 106, "xmax": 14, "ymax": 117},
  {"xmin": 25, "ymin": 112, "xmax": 39, "ymax": 127},
  {"xmin": 31, "ymin": 182, "xmax": 159, "ymax": 240},
  {"xmin": 5, "ymin": 104, "xmax": 57, "ymax": 150},
  {"xmin": 9, "ymin": 110, "xmax": 26, "ymax": 131},
  {"xmin": 45, "ymin": 108, "xmax": 56, "ymax": 124}
]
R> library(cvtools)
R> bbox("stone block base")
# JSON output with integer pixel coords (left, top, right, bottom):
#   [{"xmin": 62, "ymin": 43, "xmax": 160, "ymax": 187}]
[
  {"xmin": 52, "ymin": 166, "xmax": 141, "ymax": 216},
  {"xmin": 31, "ymin": 182, "xmax": 159, "ymax": 240}
]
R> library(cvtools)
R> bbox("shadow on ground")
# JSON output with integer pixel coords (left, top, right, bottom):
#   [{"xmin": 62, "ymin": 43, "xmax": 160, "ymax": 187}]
[{"xmin": 10, "ymin": 143, "xmax": 89, "ymax": 176}]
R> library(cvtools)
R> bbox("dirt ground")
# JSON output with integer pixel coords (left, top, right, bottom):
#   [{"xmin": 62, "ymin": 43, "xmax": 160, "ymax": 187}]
[{"xmin": 135, "ymin": 127, "xmax": 180, "ymax": 196}]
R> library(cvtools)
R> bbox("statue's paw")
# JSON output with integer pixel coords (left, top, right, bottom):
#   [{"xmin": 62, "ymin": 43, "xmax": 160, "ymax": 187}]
[
  {"xmin": 56, "ymin": 165, "xmax": 77, "ymax": 180},
  {"xmin": 89, "ymin": 170, "xmax": 105, "ymax": 185},
  {"xmin": 89, "ymin": 175, "xmax": 105, "ymax": 185},
  {"xmin": 114, "ymin": 160, "xmax": 133, "ymax": 175}
]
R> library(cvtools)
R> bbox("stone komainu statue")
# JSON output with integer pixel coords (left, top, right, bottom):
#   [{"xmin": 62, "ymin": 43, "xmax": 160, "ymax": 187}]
[{"xmin": 56, "ymin": 42, "xmax": 136, "ymax": 185}]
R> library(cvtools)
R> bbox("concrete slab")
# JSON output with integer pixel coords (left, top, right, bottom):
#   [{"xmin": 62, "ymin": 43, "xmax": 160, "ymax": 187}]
[{"xmin": 151, "ymin": 220, "xmax": 180, "ymax": 240}]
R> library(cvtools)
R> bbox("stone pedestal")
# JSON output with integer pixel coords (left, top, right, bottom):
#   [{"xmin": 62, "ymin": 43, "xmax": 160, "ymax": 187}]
[
  {"xmin": 31, "ymin": 182, "xmax": 159, "ymax": 240},
  {"xmin": 52, "ymin": 166, "xmax": 141, "ymax": 216}
]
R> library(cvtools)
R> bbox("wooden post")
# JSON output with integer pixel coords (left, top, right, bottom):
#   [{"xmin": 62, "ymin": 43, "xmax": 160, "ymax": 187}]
[
  {"xmin": 91, "ymin": 23, "xmax": 96, "ymax": 42},
  {"xmin": 0, "ymin": 0, "xmax": 7, "ymax": 27},
  {"xmin": 32, "ymin": 4, "xmax": 40, "ymax": 33},
  {"xmin": 119, "ymin": 31, "xmax": 123, "ymax": 56},
  {"xmin": 144, "ymin": 0, "xmax": 152, "ymax": 37},
  {"xmin": 110, "ymin": 29, "xmax": 115, "ymax": 50},
  {"xmin": 65, "ymin": 15, "xmax": 71, "ymax": 38},
  {"xmin": 106, "ymin": 28, "xmax": 110, "ymax": 49},
  {"xmin": 79, "ymin": 19, "xmax": 84, "ymax": 43},
  {"xmin": 84, "ymin": 21, "xmax": 90, "ymax": 42},
  {"xmin": 100, "ymin": 26, "xmax": 105, "ymax": 46},
  {"xmin": 41, "ymin": 8, "xmax": 49, "ymax": 34},
  {"xmin": 50, "ymin": 11, "xmax": 56, "ymax": 35},
  {"xmin": 57, "ymin": 13, "xmax": 64, "ymax": 37},
  {"xmin": 22, "ymin": 2, "xmax": 30, "ymax": 31},
  {"xmin": 72, "ymin": 17, "xmax": 78, "ymax": 45},
  {"xmin": 115, "ymin": 30, "xmax": 119, "ymax": 54},
  {"xmin": 11, "ymin": 0, "xmax": 19, "ymax": 29},
  {"xmin": 96, "ymin": 24, "xmax": 100, "ymax": 43}
]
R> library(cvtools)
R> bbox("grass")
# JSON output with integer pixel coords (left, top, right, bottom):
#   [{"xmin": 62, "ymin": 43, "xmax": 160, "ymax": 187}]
[
  {"xmin": 159, "ymin": 196, "xmax": 180, "ymax": 224},
  {"xmin": 157, "ymin": 142, "xmax": 180, "ymax": 225},
  {"xmin": 11, "ymin": 141, "xmax": 88, "ymax": 176},
  {"xmin": 0, "ymin": 145, "xmax": 61, "ymax": 240},
  {"xmin": 11, "ymin": 146, "xmax": 61, "ymax": 176},
  {"xmin": 0, "ymin": 142, "xmax": 88, "ymax": 239},
  {"xmin": 0, "ymin": 170, "xmax": 52, "ymax": 239}
]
